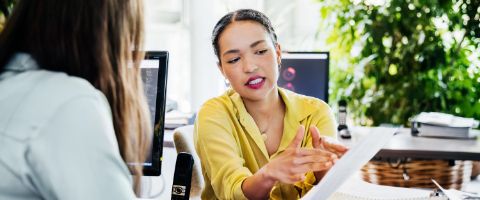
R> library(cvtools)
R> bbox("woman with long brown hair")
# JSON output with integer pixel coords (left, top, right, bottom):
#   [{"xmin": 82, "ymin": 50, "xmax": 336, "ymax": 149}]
[{"xmin": 0, "ymin": 0, "xmax": 151, "ymax": 199}]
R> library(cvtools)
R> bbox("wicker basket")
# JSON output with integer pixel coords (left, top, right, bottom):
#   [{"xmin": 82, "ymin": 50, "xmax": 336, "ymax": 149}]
[
  {"xmin": 361, "ymin": 159, "xmax": 473, "ymax": 190},
  {"xmin": 472, "ymin": 161, "xmax": 480, "ymax": 179}
]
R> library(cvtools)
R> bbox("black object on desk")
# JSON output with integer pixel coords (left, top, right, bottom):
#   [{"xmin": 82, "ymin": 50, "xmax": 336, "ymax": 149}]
[
  {"xmin": 338, "ymin": 100, "xmax": 351, "ymax": 139},
  {"xmin": 171, "ymin": 152, "xmax": 194, "ymax": 200}
]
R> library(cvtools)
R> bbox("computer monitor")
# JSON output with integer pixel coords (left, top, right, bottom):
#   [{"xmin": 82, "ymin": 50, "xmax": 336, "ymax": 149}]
[
  {"xmin": 128, "ymin": 51, "xmax": 168, "ymax": 176},
  {"xmin": 278, "ymin": 52, "xmax": 329, "ymax": 103}
]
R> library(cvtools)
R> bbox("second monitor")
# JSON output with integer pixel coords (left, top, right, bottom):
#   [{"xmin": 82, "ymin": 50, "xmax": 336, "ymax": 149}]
[
  {"xmin": 128, "ymin": 51, "xmax": 168, "ymax": 176},
  {"xmin": 278, "ymin": 52, "xmax": 329, "ymax": 103}
]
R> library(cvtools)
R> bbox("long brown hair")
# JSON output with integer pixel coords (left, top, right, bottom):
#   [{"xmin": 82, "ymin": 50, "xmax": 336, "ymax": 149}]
[{"xmin": 0, "ymin": 0, "xmax": 151, "ymax": 195}]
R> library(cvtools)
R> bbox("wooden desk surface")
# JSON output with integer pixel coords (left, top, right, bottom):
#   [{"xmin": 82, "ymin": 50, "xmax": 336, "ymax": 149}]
[{"xmin": 339, "ymin": 127, "xmax": 480, "ymax": 161}]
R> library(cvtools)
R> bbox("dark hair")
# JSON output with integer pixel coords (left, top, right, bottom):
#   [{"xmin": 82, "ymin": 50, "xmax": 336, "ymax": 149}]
[
  {"xmin": 212, "ymin": 9, "xmax": 278, "ymax": 62},
  {"xmin": 0, "ymin": 0, "xmax": 149, "ymax": 194}
]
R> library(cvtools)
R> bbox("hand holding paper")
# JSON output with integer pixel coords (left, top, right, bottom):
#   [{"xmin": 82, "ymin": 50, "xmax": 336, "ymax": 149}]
[{"xmin": 302, "ymin": 127, "xmax": 397, "ymax": 200}]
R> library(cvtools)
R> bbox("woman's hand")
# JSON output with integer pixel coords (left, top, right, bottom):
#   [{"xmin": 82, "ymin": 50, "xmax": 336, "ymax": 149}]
[
  {"xmin": 243, "ymin": 126, "xmax": 340, "ymax": 200},
  {"xmin": 263, "ymin": 126, "xmax": 338, "ymax": 184},
  {"xmin": 310, "ymin": 125, "xmax": 349, "ymax": 182}
]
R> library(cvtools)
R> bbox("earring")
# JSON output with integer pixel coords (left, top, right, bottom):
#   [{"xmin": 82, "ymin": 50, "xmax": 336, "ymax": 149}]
[{"xmin": 224, "ymin": 79, "xmax": 230, "ymax": 87}]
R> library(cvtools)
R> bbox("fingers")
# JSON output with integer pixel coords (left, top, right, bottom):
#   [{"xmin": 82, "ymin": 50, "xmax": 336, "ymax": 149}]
[
  {"xmin": 305, "ymin": 161, "xmax": 333, "ymax": 172},
  {"xmin": 309, "ymin": 125, "xmax": 321, "ymax": 148},
  {"xmin": 272, "ymin": 125, "xmax": 350, "ymax": 184},
  {"xmin": 290, "ymin": 161, "xmax": 334, "ymax": 174},
  {"xmin": 292, "ymin": 154, "xmax": 335, "ymax": 165},
  {"xmin": 288, "ymin": 125, "xmax": 305, "ymax": 148},
  {"xmin": 326, "ymin": 142, "xmax": 348, "ymax": 153},
  {"xmin": 270, "ymin": 146, "xmax": 338, "ymax": 184},
  {"xmin": 309, "ymin": 125, "xmax": 348, "ymax": 156},
  {"xmin": 282, "ymin": 174, "xmax": 306, "ymax": 184},
  {"xmin": 294, "ymin": 148, "xmax": 337, "ymax": 159},
  {"xmin": 280, "ymin": 162, "xmax": 333, "ymax": 183},
  {"xmin": 310, "ymin": 126, "xmax": 335, "ymax": 150},
  {"xmin": 321, "ymin": 137, "xmax": 349, "ymax": 156},
  {"xmin": 288, "ymin": 149, "xmax": 337, "ymax": 175},
  {"xmin": 266, "ymin": 159, "xmax": 309, "ymax": 184}
]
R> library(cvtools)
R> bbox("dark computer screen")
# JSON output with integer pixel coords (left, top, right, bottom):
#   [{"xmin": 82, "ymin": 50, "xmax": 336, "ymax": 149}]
[
  {"xmin": 128, "ymin": 51, "xmax": 168, "ymax": 176},
  {"xmin": 278, "ymin": 52, "xmax": 329, "ymax": 103}
]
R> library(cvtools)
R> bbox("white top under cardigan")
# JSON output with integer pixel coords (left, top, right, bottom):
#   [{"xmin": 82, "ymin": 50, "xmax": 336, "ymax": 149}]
[{"xmin": 0, "ymin": 54, "xmax": 136, "ymax": 200}]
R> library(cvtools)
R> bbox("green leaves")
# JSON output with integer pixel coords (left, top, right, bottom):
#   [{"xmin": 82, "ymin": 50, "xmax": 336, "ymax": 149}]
[
  {"xmin": 0, "ymin": 0, "xmax": 16, "ymax": 32},
  {"xmin": 320, "ymin": 0, "xmax": 480, "ymax": 126},
  {"xmin": 0, "ymin": 0, "xmax": 15, "ymax": 17}
]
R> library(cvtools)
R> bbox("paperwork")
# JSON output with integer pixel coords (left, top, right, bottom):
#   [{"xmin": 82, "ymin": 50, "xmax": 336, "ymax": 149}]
[
  {"xmin": 330, "ymin": 178, "xmax": 440, "ymax": 200},
  {"xmin": 301, "ymin": 127, "xmax": 396, "ymax": 200}
]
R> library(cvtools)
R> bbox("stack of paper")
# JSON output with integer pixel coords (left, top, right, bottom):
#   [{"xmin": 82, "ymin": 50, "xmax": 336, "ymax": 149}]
[
  {"xmin": 414, "ymin": 112, "xmax": 479, "ymax": 139},
  {"xmin": 415, "ymin": 112, "xmax": 479, "ymax": 128}
]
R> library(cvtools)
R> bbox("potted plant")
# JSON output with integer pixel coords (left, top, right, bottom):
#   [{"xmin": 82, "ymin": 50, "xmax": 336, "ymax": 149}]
[
  {"xmin": 0, "ymin": 0, "xmax": 15, "ymax": 32},
  {"xmin": 319, "ymin": 0, "xmax": 480, "ymax": 126}
]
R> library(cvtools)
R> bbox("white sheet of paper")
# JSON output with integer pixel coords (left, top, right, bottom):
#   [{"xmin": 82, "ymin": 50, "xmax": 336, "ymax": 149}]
[
  {"xmin": 431, "ymin": 179, "xmax": 464, "ymax": 200},
  {"xmin": 301, "ymin": 127, "xmax": 397, "ymax": 200},
  {"xmin": 330, "ymin": 178, "xmax": 433, "ymax": 199}
]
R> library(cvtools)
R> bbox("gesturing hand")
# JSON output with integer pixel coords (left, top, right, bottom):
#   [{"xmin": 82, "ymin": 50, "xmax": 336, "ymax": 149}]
[
  {"xmin": 310, "ymin": 125, "xmax": 349, "ymax": 182},
  {"xmin": 264, "ymin": 125, "xmax": 337, "ymax": 184}
]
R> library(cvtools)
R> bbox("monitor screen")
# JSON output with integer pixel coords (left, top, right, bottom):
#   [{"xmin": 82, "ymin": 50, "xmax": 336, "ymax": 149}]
[
  {"xmin": 128, "ymin": 51, "xmax": 168, "ymax": 176},
  {"xmin": 278, "ymin": 52, "xmax": 329, "ymax": 103}
]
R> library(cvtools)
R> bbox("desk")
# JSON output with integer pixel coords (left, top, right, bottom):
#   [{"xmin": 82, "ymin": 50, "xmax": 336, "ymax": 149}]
[
  {"xmin": 157, "ymin": 127, "xmax": 480, "ymax": 198},
  {"xmin": 166, "ymin": 127, "xmax": 480, "ymax": 160},
  {"xmin": 339, "ymin": 127, "xmax": 480, "ymax": 161}
]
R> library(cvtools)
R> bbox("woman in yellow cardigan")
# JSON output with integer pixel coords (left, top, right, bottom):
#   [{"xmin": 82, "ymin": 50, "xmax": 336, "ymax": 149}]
[{"xmin": 194, "ymin": 9, "xmax": 348, "ymax": 200}]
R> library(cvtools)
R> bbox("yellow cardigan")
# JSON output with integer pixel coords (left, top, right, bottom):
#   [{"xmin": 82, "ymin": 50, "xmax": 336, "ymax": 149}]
[{"xmin": 194, "ymin": 88, "xmax": 336, "ymax": 200}]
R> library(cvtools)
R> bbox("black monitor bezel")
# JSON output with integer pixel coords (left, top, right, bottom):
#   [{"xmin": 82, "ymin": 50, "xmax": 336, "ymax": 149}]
[
  {"xmin": 281, "ymin": 51, "xmax": 329, "ymax": 103},
  {"xmin": 140, "ymin": 51, "xmax": 168, "ymax": 176}
]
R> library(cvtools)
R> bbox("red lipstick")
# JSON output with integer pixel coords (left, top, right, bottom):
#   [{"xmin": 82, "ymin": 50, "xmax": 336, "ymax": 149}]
[{"xmin": 245, "ymin": 76, "xmax": 265, "ymax": 89}]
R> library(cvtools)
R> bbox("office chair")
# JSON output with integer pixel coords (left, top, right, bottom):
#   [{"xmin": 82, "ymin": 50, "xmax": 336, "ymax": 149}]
[{"xmin": 173, "ymin": 125, "xmax": 204, "ymax": 199}]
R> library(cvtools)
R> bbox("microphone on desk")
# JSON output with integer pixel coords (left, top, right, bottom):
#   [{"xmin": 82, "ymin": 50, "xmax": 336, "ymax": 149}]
[
  {"xmin": 171, "ymin": 152, "xmax": 194, "ymax": 200},
  {"xmin": 338, "ymin": 100, "xmax": 351, "ymax": 139}
]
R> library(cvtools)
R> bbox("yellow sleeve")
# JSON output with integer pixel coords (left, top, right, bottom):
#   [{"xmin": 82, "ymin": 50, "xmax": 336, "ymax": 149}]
[
  {"xmin": 310, "ymin": 100, "xmax": 337, "ymax": 138},
  {"xmin": 295, "ymin": 100, "xmax": 337, "ymax": 197},
  {"xmin": 293, "ymin": 172, "xmax": 317, "ymax": 197},
  {"xmin": 194, "ymin": 100, "xmax": 250, "ymax": 200}
]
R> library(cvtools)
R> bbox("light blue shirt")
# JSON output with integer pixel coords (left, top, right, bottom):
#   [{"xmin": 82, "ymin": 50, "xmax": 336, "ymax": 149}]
[{"xmin": 0, "ymin": 54, "xmax": 136, "ymax": 199}]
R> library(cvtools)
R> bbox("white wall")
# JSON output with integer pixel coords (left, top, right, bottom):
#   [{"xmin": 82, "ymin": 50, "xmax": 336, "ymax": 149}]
[
  {"xmin": 188, "ymin": 0, "xmax": 223, "ymax": 112},
  {"xmin": 144, "ymin": 0, "xmax": 323, "ymax": 113}
]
